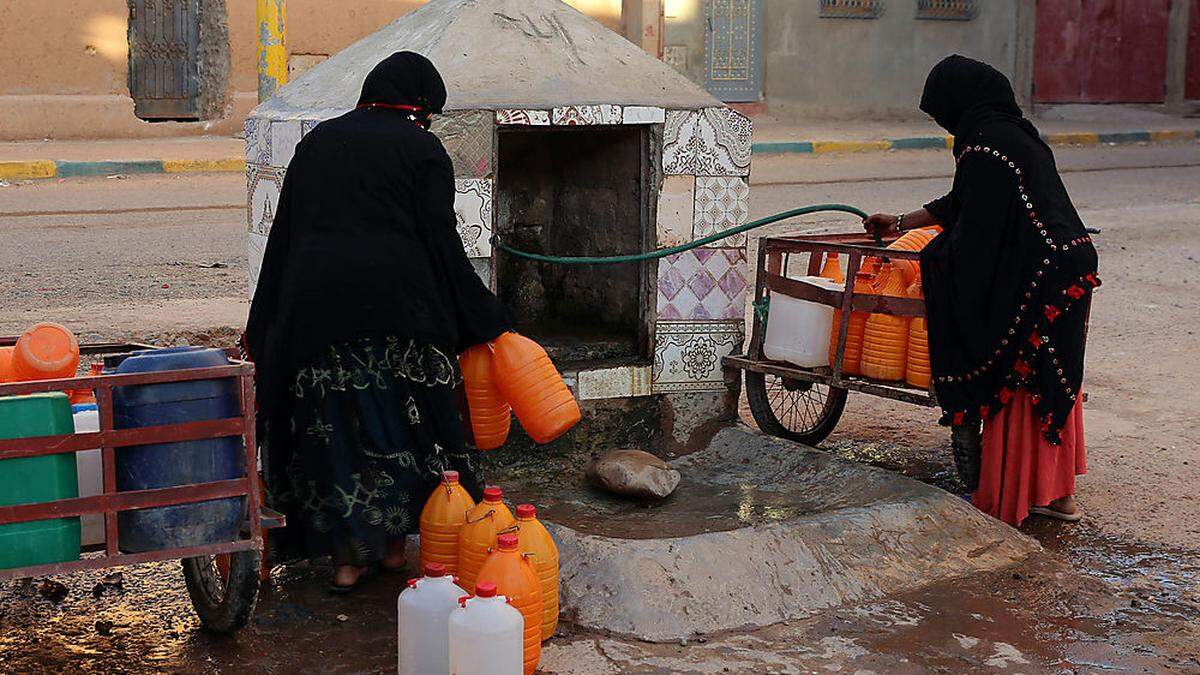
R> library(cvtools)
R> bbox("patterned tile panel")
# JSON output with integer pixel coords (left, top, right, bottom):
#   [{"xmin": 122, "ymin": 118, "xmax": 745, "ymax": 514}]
[
  {"xmin": 247, "ymin": 164, "xmax": 284, "ymax": 235},
  {"xmin": 693, "ymin": 176, "xmax": 750, "ymax": 247},
  {"xmin": 652, "ymin": 321, "xmax": 744, "ymax": 393},
  {"xmin": 431, "ymin": 110, "xmax": 494, "ymax": 178},
  {"xmin": 622, "ymin": 106, "xmax": 667, "ymax": 124},
  {"xmin": 270, "ymin": 119, "xmax": 303, "ymax": 169},
  {"xmin": 454, "ymin": 178, "xmax": 493, "ymax": 258},
  {"xmin": 248, "ymin": 231, "xmax": 269, "ymax": 299},
  {"xmin": 495, "ymin": 109, "xmax": 551, "ymax": 126},
  {"xmin": 245, "ymin": 118, "xmax": 271, "ymax": 164},
  {"xmin": 469, "ymin": 258, "xmax": 493, "ymax": 289},
  {"xmin": 657, "ymin": 175, "xmax": 695, "ymax": 247},
  {"xmin": 300, "ymin": 118, "xmax": 321, "ymax": 136},
  {"xmin": 662, "ymin": 108, "xmax": 753, "ymax": 176},
  {"xmin": 657, "ymin": 248, "xmax": 749, "ymax": 321},
  {"xmin": 552, "ymin": 105, "xmax": 622, "ymax": 126},
  {"xmin": 577, "ymin": 365, "xmax": 653, "ymax": 400}
]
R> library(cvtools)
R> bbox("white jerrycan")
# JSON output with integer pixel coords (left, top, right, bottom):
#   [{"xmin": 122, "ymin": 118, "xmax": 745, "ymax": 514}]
[
  {"xmin": 448, "ymin": 581, "xmax": 524, "ymax": 675},
  {"xmin": 398, "ymin": 562, "xmax": 466, "ymax": 675}
]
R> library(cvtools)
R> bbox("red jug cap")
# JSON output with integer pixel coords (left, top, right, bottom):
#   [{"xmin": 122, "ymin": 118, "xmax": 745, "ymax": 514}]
[
  {"xmin": 496, "ymin": 533, "xmax": 519, "ymax": 551},
  {"xmin": 475, "ymin": 582, "xmax": 498, "ymax": 598},
  {"xmin": 483, "ymin": 487, "xmax": 503, "ymax": 503},
  {"xmin": 442, "ymin": 471, "xmax": 460, "ymax": 484},
  {"xmin": 424, "ymin": 562, "xmax": 446, "ymax": 577},
  {"xmin": 516, "ymin": 504, "xmax": 537, "ymax": 519}
]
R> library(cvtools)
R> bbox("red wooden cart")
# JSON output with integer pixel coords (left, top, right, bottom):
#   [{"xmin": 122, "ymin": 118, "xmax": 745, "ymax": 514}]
[{"xmin": 0, "ymin": 340, "xmax": 283, "ymax": 633}]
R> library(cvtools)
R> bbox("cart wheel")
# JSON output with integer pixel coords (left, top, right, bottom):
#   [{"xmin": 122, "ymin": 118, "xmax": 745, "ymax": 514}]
[
  {"xmin": 182, "ymin": 549, "xmax": 262, "ymax": 634},
  {"xmin": 745, "ymin": 371, "xmax": 848, "ymax": 446}
]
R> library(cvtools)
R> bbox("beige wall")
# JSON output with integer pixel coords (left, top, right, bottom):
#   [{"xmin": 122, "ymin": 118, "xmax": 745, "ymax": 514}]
[{"xmin": 0, "ymin": 0, "xmax": 626, "ymax": 140}]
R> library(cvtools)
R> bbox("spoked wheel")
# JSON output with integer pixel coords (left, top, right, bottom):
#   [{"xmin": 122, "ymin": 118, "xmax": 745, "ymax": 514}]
[
  {"xmin": 745, "ymin": 371, "xmax": 848, "ymax": 446},
  {"xmin": 182, "ymin": 549, "xmax": 262, "ymax": 634}
]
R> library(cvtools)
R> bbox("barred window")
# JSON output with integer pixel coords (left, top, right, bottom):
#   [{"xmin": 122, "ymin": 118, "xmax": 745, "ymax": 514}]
[
  {"xmin": 818, "ymin": 0, "xmax": 885, "ymax": 19},
  {"xmin": 916, "ymin": 0, "xmax": 977, "ymax": 21}
]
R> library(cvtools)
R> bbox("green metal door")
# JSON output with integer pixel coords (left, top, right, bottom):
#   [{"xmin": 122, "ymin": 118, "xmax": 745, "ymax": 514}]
[{"xmin": 127, "ymin": 0, "xmax": 202, "ymax": 120}]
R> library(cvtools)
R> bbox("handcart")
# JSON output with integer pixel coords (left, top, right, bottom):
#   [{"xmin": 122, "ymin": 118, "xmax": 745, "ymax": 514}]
[{"xmin": 0, "ymin": 340, "xmax": 283, "ymax": 634}]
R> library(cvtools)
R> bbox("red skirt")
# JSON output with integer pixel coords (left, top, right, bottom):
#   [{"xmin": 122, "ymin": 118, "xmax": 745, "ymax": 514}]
[{"xmin": 972, "ymin": 389, "xmax": 1086, "ymax": 526}]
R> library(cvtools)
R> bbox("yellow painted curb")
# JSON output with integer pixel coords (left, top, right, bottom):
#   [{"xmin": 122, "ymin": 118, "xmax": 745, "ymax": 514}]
[
  {"xmin": 162, "ymin": 158, "xmax": 246, "ymax": 174},
  {"xmin": 1044, "ymin": 132, "xmax": 1100, "ymax": 146},
  {"xmin": 812, "ymin": 140, "xmax": 893, "ymax": 154},
  {"xmin": 1148, "ymin": 130, "xmax": 1195, "ymax": 142},
  {"xmin": 0, "ymin": 160, "xmax": 56, "ymax": 180},
  {"xmin": 945, "ymin": 136, "xmax": 955, "ymax": 149}
]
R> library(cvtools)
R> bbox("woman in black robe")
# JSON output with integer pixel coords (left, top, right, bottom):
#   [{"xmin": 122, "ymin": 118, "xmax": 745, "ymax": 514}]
[
  {"xmin": 245, "ymin": 52, "xmax": 509, "ymax": 589},
  {"xmin": 864, "ymin": 55, "xmax": 1099, "ymax": 526}
]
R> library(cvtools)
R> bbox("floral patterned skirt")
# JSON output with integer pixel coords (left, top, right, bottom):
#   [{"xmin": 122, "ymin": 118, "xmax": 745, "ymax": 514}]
[{"xmin": 265, "ymin": 336, "xmax": 484, "ymax": 566}]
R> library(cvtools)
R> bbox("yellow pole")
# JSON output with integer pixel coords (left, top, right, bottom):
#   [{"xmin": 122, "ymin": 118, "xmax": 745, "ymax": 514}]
[{"xmin": 257, "ymin": 0, "xmax": 288, "ymax": 102}]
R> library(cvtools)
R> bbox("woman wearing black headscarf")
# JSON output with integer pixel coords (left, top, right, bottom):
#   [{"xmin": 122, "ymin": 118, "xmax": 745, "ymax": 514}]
[
  {"xmin": 863, "ymin": 55, "xmax": 1099, "ymax": 527},
  {"xmin": 245, "ymin": 52, "xmax": 509, "ymax": 589}
]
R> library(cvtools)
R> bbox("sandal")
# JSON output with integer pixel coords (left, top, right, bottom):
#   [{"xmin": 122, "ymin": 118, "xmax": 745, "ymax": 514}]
[
  {"xmin": 1029, "ymin": 505, "xmax": 1083, "ymax": 522},
  {"xmin": 327, "ymin": 565, "xmax": 375, "ymax": 594}
]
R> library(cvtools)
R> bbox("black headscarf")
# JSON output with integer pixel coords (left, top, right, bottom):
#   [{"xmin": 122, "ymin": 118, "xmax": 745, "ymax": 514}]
[
  {"xmin": 247, "ymin": 51, "xmax": 509, "ymax": 437},
  {"xmin": 917, "ymin": 56, "xmax": 1100, "ymax": 444}
]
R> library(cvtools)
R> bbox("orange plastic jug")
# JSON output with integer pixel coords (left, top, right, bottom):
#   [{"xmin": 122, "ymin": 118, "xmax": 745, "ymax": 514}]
[
  {"xmin": 906, "ymin": 282, "xmax": 932, "ymax": 390},
  {"xmin": 819, "ymin": 253, "xmax": 844, "ymax": 284},
  {"xmin": 457, "ymin": 486, "xmax": 516, "ymax": 593},
  {"xmin": 860, "ymin": 265, "xmax": 911, "ymax": 382},
  {"xmin": 476, "ymin": 533, "xmax": 543, "ymax": 675},
  {"xmin": 828, "ymin": 272, "xmax": 875, "ymax": 376},
  {"xmin": 12, "ymin": 323, "xmax": 79, "ymax": 381},
  {"xmin": 0, "ymin": 347, "xmax": 13, "ymax": 383},
  {"xmin": 419, "ymin": 470, "xmax": 477, "ymax": 575},
  {"xmin": 460, "ymin": 345, "xmax": 511, "ymax": 451},
  {"xmin": 491, "ymin": 333, "xmax": 581, "ymax": 444},
  {"xmin": 887, "ymin": 227, "xmax": 941, "ymax": 285},
  {"xmin": 515, "ymin": 504, "xmax": 559, "ymax": 641}
]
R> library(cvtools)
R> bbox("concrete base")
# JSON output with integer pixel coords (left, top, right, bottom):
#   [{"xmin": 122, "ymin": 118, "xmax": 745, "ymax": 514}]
[{"xmin": 509, "ymin": 426, "xmax": 1037, "ymax": 643}]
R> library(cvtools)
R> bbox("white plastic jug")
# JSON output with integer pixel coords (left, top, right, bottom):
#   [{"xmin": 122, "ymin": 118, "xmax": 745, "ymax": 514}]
[
  {"xmin": 72, "ymin": 408, "xmax": 104, "ymax": 547},
  {"xmin": 398, "ymin": 562, "xmax": 467, "ymax": 675},
  {"xmin": 448, "ymin": 581, "xmax": 524, "ymax": 675},
  {"xmin": 763, "ymin": 275, "xmax": 844, "ymax": 368}
]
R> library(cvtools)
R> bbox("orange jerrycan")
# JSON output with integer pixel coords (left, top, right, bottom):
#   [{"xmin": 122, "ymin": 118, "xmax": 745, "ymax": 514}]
[
  {"xmin": 460, "ymin": 345, "xmax": 511, "ymax": 451},
  {"xmin": 819, "ymin": 253, "xmax": 845, "ymax": 284},
  {"xmin": 515, "ymin": 504, "xmax": 559, "ymax": 641},
  {"xmin": 906, "ymin": 282, "xmax": 932, "ymax": 391},
  {"xmin": 476, "ymin": 533, "xmax": 543, "ymax": 675},
  {"xmin": 828, "ymin": 271, "xmax": 875, "ymax": 376},
  {"xmin": 491, "ymin": 333, "xmax": 580, "ymax": 444},
  {"xmin": 0, "ymin": 347, "xmax": 13, "ymax": 383},
  {"xmin": 419, "ymin": 470, "xmax": 477, "ymax": 575},
  {"xmin": 12, "ymin": 323, "xmax": 79, "ymax": 381},
  {"xmin": 887, "ymin": 226, "xmax": 941, "ymax": 286},
  {"xmin": 860, "ymin": 265, "xmax": 911, "ymax": 382},
  {"xmin": 457, "ymin": 486, "xmax": 516, "ymax": 593}
]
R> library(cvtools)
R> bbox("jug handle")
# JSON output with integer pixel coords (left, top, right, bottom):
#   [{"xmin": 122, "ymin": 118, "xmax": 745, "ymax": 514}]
[
  {"xmin": 498, "ymin": 524, "xmax": 519, "ymax": 536},
  {"xmin": 465, "ymin": 508, "xmax": 496, "ymax": 525},
  {"xmin": 458, "ymin": 595, "xmax": 471, "ymax": 607}
]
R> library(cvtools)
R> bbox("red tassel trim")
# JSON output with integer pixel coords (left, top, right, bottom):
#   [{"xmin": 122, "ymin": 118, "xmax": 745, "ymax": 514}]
[
  {"xmin": 1014, "ymin": 360, "xmax": 1032, "ymax": 377},
  {"xmin": 998, "ymin": 387, "xmax": 1014, "ymax": 404},
  {"xmin": 952, "ymin": 411, "xmax": 966, "ymax": 425},
  {"xmin": 1067, "ymin": 285, "xmax": 1086, "ymax": 300},
  {"xmin": 1044, "ymin": 305, "xmax": 1061, "ymax": 322},
  {"xmin": 1028, "ymin": 331, "xmax": 1043, "ymax": 349}
]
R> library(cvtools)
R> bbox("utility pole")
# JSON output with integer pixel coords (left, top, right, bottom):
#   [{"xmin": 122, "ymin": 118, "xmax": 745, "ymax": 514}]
[{"xmin": 257, "ymin": 0, "xmax": 288, "ymax": 102}]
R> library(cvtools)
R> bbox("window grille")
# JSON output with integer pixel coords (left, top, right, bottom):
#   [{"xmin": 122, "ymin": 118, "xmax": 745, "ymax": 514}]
[
  {"xmin": 916, "ymin": 0, "xmax": 977, "ymax": 21},
  {"xmin": 818, "ymin": 0, "xmax": 885, "ymax": 19}
]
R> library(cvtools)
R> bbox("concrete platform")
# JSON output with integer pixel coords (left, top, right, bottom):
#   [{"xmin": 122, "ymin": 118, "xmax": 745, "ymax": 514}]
[{"xmin": 501, "ymin": 425, "xmax": 1037, "ymax": 642}]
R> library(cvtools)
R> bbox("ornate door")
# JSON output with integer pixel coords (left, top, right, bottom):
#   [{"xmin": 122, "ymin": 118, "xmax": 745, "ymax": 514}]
[
  {"xmin": 705, "ymin": 0, "xmax": 763, "ymax": 103},
  {"xmin": 127, "ymin": 0, "xmax": 201, "ymax": 119}
]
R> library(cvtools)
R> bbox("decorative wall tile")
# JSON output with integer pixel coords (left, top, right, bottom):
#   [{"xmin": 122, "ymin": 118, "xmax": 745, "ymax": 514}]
[
  {"xmin": 248, "ymin": 231, "xmax": 269, "ymax": 299},
  {"xmin": 657, "ymin": 248, "xmax": 748, "ymax": 321},
  {"xmin": 657, "ymin": 175, "xmax": 695, "ymax": 247},
  {"xmin": 495, "ymin": 109, "xmax": 551, "ymax": 126},
  {"xmin": 247, "ymin": 164, "xmax": 284, "ymax": 235},
  {"xmin": 694, "ymin": 176, "xmax": 751, "ymax": 247},
  {"xmin": 552, "ymin": 105, "xmax": 622, "ymax": 126},
  {"xmin": 245, "ymin": 118, "xmax": 271, "ymax": 164},
  {"xmin": 469, "ymin": 258, "xmax": 493, "ymax": 290},
  {"xmin": 662, "ymin": 108, "xmax": 753, "ymax": 176},
  {"xmin": 577, "ymin": 365, "xmax": 653, "ymax": 400},
  {"xmin": 622, "ymin": 106, "xmax": 667, "ymax": 124},
  {"xmin": 431, "ymin": 111, "xmax": 494, "ymax": 178},
  {"xmin": 300, "ymin": 119, "xmax": 321, "ymax": 136},
  {"xmin": 270, "ymin": 119, "xmax": 303, "ymax": 169},
  {"xmin": 652, "ymin": 321, "xmax": 744, "ymax": 393},
  {"xmin": 454, "ymin": 178, "xmax": 493, "ymax": 258}
]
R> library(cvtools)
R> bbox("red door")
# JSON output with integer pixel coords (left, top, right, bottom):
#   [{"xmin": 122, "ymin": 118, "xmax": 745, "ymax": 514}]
[
  {"xmin": 1034, "ymin": 0, "xmax": 1172, "ymax": 103},
  {"xmin": 1187, "ymin": 0, "xmax": 1200, "ymax": 100}
]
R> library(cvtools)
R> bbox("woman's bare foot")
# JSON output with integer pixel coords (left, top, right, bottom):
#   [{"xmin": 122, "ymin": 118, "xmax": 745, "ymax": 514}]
[
  {"xmin": 383, "ymin": 539, "xmax": 407, "ymax": 571},
  {"xmin": 1048, "ymin": 495, "xmax": 1077, "ymax": 515},
  {"xmin": 332, "ymin": 564, "xmax": 369, "ymax": 588}
]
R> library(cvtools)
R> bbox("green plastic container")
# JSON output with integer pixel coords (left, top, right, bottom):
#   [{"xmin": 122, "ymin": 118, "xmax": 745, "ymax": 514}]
[{"xmin": 0, "ymin": 392, "xmax": 81, "ymax": 569}]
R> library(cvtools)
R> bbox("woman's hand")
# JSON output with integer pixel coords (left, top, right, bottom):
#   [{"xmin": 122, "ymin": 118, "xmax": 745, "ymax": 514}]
[{"xmin": 863, "ymin": 213, "xmax": 900, "ymax": 238}]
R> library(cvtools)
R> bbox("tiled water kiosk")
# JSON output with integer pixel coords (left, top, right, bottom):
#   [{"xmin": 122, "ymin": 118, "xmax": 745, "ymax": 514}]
[{"xmin": 247, "ymin": 0, "xmax": 1037, "ymax": 643}]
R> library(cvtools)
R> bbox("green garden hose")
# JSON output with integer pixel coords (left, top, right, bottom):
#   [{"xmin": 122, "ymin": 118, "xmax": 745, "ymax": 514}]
[{"xmin": 493, "ymin": 203, "xmax": 870, "ymax": 265}]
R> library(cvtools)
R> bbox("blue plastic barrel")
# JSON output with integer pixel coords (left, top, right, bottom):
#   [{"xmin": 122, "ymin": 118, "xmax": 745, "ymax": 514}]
[{"xmin": 113, "ymin": 347, "xmax": 246, "ymax": 552}]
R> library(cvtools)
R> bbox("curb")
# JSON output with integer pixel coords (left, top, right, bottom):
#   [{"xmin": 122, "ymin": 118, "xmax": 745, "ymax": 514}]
[
  {"xmin": 0, "ymin": 158, "xmax": 248, "ymax": 182},
  {"xmin": 751, "ymin": 128, "xmax": 1200, "ymax": 156}
]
